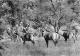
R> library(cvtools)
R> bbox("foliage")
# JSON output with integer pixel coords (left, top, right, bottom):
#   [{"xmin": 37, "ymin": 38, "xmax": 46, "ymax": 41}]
[{"xmin": 0, "ymin": 0, "xmax": 80, "ymax": 39}]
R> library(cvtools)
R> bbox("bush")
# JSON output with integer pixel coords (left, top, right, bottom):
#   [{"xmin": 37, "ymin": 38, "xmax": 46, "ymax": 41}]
[{"xmin": 0, "ymin": 28, "xmax": 4, "ymax": 35}]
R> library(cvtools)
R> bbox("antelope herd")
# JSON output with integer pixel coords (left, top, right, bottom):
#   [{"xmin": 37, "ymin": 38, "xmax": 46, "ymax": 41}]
[
  {"xmin": 0, "ymin": 1, "xmax": 80, "ymax": 48},
  {"xmin": 1, "ymin": 21, "xmax": 79, "ymax": 48}
]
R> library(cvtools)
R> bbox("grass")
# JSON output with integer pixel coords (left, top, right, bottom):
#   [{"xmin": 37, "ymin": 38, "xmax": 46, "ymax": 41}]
[{"xmin": 0, "ymin": 36, "xmax": 80, "ymax": 56}]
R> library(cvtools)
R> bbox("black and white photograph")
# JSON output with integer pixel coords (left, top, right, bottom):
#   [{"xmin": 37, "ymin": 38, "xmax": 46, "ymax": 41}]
[{"xmin": 0, "ymin": 0, "xmax": 80, "ymax": 56}]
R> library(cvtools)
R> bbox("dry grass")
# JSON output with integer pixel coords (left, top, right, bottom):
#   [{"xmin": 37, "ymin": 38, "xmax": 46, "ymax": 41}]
[{"xmin": 0, "ymin": 35, "xmax": 80, "ymax": 56}]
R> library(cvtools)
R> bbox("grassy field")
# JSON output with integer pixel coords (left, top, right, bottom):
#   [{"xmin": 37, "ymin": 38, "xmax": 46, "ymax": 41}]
[{"xmin": 0, "ymin": 35, "xmax": 80, "ymax": 56}]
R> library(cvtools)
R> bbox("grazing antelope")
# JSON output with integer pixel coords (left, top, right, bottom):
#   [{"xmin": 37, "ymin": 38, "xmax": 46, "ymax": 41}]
[
  {"xmin": 42, "ymin": 29, "xmax": 60, "ymax": 47},
  {"xmin": 58, "ymin": 29, "xmax": 69, "ymax": 42},
  {"xmin": 69, "ymin": 30, "xmax": 77, "ymax": 43},
  {"xmin": 21, "ymin": 33, "xmax": 36, "ymax": 45}
]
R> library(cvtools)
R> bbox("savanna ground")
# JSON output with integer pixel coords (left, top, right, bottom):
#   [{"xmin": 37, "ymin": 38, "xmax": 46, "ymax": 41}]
[{"xmin": 0, "ymin": 33, "xmax": 80, "ymax": 56}]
